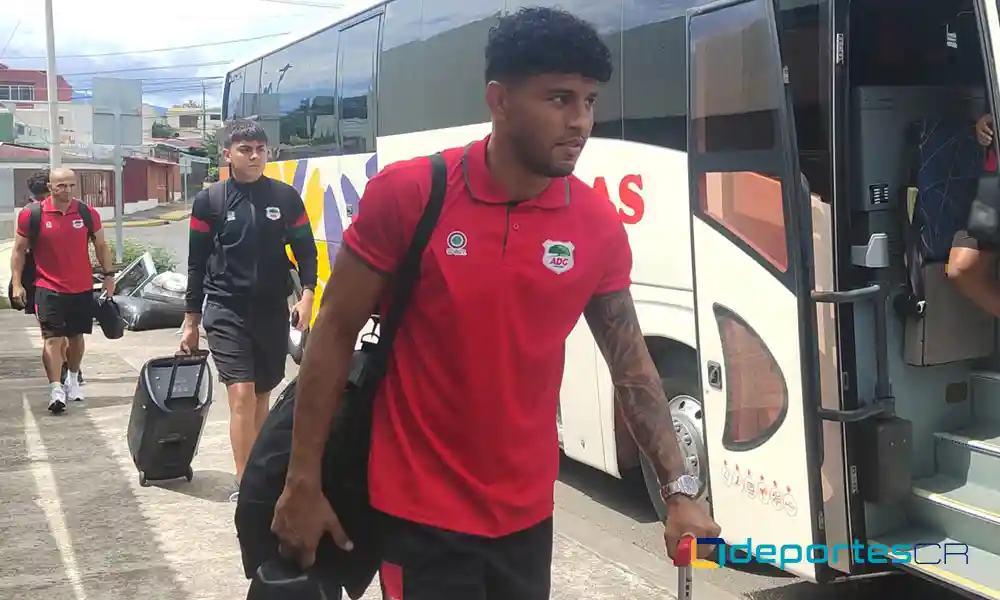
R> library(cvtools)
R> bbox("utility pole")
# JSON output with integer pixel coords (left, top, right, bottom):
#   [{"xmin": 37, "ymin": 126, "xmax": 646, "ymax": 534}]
[
  {"xmin": 201, "ymin": 81, "xmax": 207, "ymax": 140},
  {"xmin": 43, "ymin": 0, "xmax": 61, "ymax": 168}
]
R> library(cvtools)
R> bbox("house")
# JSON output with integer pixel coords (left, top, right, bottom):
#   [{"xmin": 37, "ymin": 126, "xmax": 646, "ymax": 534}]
[
  {"xmin": 0, "ymin": 63, "xmax": 94, "ymax": 146},
  {"xmin": 0, "ymin": 63, "xmax": 73, "ymax": 106},
  {"xmin": 166, "ymin": 105, "xmax": 223, "ymax": 139}
]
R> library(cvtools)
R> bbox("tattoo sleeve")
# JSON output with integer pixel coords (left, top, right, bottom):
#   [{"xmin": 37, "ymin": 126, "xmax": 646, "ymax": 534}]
[{"xmin": 584, "ymin": 289, "xmax": 687, "ymax": 486}]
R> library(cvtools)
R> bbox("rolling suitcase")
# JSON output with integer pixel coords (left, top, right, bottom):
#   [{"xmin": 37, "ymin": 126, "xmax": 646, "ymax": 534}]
[
  {"xmin": 675, "ymin": 536, "xmax": 695, "ymax": 600},
  {"xmin": 127, "ymin": 350, "xmax": 213, "ymax": 487}
]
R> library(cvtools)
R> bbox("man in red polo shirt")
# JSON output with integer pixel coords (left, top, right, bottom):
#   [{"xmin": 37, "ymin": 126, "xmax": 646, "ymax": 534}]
[
  {"xmin": 272, "ymin": 7, "xmax": 720, "ymax": 598},
  {"xmin": 10, "ymin": 168, "xmax": 115, "ymax": 414}
]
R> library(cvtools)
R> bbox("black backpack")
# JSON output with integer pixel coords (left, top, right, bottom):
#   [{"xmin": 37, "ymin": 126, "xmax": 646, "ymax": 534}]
[{"xmin": 7, "ymin": 200, "xmax": 96, "ymax": 313}]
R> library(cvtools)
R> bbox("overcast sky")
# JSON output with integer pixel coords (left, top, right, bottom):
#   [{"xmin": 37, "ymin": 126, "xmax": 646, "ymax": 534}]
[{"xmin": 0, "ymin": 0, "xmax": 365, "ymax": 108}]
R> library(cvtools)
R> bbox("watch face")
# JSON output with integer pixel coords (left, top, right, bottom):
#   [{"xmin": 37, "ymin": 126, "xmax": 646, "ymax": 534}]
[
  {"xmin": 663, "ymin": 475, "xmax": 700, "ymax": 500},
  {"xmin": 678, "ymin": 475, "xmax": 699, "ymax": 496}
]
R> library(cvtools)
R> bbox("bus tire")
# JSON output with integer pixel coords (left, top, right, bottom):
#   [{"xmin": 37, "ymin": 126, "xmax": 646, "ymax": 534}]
[
  {"xmin": 287, "ymin": 269, "xmax": 308, "ymax": 365},
  {"xmin": 639, "ymin": 369, "xmax": 711, "ymax": 523}
]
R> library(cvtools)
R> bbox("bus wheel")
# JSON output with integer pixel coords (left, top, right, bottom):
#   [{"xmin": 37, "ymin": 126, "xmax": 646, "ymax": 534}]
[
  {"xmin": 640, "ymin": 371, "xmax": 710, "ymax": 522},
  {"xmin": 287, "ymin": 270, "xmax": 308, "ymax": 365}
]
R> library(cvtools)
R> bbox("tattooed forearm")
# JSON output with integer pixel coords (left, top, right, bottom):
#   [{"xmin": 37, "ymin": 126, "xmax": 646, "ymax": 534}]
[{"xmin": 584, "ymin": 289, "xmax": 686, "ymax": 485}]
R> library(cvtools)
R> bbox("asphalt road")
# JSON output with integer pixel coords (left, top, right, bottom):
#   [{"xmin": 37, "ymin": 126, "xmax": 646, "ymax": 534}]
[
  {"xmin": 126, "ymin": 221, "xmax": 965, "ymax": 600},
  {"xmin": 126, "ymin": 219, "xmax": 190, "ymax": 271}
]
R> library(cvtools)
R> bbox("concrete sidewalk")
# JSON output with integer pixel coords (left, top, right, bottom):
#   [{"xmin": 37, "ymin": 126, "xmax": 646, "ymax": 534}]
[{"xmin": 0, "ymin": 309, "xmax": 679, "ymax": 600}]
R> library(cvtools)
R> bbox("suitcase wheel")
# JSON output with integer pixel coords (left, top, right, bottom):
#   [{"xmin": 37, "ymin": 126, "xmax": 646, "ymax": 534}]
[
  {"xmin": 185, "ymin": 467, "xmax": 194, "ymax": 482},
  {"xmin": 139, "ymin": 471, "xmax": 149, "ymax": 487}
]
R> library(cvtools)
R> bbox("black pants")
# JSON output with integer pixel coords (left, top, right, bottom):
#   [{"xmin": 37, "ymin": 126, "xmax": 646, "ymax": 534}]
[
  {"xmin": 35, "ymin": 287, "xmax": 94, "ymax": 339},
  {"xmin": 203, "ymin": 298, "xmax": 289, "ymax": 395},
  {"xmin": 378, "ymin": 513, "xmax": 553, "ymax": 600}
]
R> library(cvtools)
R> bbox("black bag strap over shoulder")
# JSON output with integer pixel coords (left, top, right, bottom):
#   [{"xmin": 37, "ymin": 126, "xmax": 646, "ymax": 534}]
[
  {"xmin": 206, "ymin": 180, "xmax": 229, "ymax": 236},
  {"xmin": 367, "ymin": 152, "xmax": 448, "ymax": 377}
]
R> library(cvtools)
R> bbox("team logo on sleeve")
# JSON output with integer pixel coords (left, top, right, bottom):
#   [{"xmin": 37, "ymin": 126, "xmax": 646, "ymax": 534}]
[
  {"xmin": 265, "ymin": 206, "xmax": 281, "ymax": 221},
  {"xmin": 542, "ymin": 240, "xmax": 575, "ymax": 274}
]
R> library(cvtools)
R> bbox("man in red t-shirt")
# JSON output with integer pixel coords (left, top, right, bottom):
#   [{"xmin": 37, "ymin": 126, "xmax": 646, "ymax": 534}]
[
  {"xmin": 10, "ymin": 168, "xmax": 115, "ymax": 414},
  {"xmin": 271, "ymin": 7, "xmax": 720, "ymax": 598}
]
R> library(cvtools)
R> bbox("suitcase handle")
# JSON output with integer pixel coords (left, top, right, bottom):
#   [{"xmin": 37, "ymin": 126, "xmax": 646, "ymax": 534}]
[
  {"xmin": 674, "ymin": 535, "xmax": 695, "ymax": 600},
  {"xmin": 165, "ymin": 350, "xmax": 210, "ymax": 407}
]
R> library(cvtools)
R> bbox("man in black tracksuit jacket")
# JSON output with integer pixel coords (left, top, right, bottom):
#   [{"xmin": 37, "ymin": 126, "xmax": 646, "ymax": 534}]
[{"xmin": 181, "ymin": 119, "xmax": 318, "ymax": 501}]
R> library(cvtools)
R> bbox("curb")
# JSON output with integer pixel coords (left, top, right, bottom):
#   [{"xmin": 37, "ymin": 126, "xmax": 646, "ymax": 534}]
[{"xmin": 121, "ymin": 215, "xmax": 189, "ymax": 228}]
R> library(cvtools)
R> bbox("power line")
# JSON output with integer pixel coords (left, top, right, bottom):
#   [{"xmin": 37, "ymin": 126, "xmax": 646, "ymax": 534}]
[
  {"xmin": 0, "ymin": 19, "xmax": 20, "ymax": 60},
  {"xmin": 61, "ymin": 61, "xmax": 230, "ymax": 77},
  {"xmin": 7, "ymin": 32, "xmax": 292, "ymax": 60},
  {"xmin": 252, "ymin": 0, "xmax": 343, "ymax": 7}
]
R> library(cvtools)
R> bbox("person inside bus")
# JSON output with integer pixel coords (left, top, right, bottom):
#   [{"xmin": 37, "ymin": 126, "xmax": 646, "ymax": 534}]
[
  {"xmin": 948, "ymin": 112, "xmax": 1000, "ymax": 316},
  {"xmin": 269, "ymin": 7, "xmax": 720, "ymax": 599}
]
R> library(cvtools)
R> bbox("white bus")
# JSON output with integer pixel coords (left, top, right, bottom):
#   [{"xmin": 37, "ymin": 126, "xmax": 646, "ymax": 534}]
[{"xmin": 223, "ymin": 0, "xmax": 1000, "ymax": 596}]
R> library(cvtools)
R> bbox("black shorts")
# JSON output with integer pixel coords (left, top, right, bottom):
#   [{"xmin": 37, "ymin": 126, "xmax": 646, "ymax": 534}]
[
  {"xmin": 953, "ymin": 229, "xmax": 999, "ymax": 253},
  {"xmin": 35, "ymin": 287, "xmax": 94, "ymax": 339},
  {"xmin": 378, "ymin": 513, "xmax": 553, "ymax": 600},
  {"xmin": 203, "ymin": 298, "xmax": 288, "ymax": 394}
]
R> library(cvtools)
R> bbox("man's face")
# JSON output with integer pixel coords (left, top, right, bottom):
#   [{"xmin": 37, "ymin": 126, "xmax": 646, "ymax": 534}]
[
  {"xmin": 224, "ymin": 139, "xmax": 267, "ymax": 180},
  {"xmin": 48, "ymin": 173, "xmax": 76, "ymax": 202},
  {"xmin": 498, "ymin": 73, "xmax": 598, "ymax": 178}
]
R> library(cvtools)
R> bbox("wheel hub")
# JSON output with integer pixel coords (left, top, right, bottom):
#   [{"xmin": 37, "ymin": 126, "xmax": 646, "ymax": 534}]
[{"xmin": 669, "ymin": 394, "xmax": 708, "ymax": 498}]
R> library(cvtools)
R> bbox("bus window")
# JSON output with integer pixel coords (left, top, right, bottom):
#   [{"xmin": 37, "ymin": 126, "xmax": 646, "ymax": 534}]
[
  {"xmin": 338, "ymin": 15, "xmax": 381, "ymax": 154},
  {"xmin": 258, "ymin": 26, "xmax": 341, "ymax": 159},
  {"xmin": 379, "ymin": 0, "xmax": 424, "ymax": 136},
  {"xmin": 504, "ymin": 0, "xmax": 624, "ymax": 139},
  {"xmin": 622, "ymin": 3, "xmax": 688, "ymax": 151},
  {"xmin": 237, "ymin": 60, "xmax": 262, "ymax": 119},
  {"xmin": 421, "ymin": 0, "xmax": 504, "ymax": 132},
  {"xmin": 224, "ymin": 67, "xmax": 245, "ymax": 121}
]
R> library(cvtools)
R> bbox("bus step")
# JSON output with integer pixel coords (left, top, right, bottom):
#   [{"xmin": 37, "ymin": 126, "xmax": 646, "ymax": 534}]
[
  {"xmin": 935, "ymin": 424, "xmax": 1000, "ymax": 490},
  {"xmin": 906, "ymin": 474, "xmax": 1000, "ymax": 558},
  {"xmin": 875, "ymin": 527, "xmax": 1000, "ymax": 600}
]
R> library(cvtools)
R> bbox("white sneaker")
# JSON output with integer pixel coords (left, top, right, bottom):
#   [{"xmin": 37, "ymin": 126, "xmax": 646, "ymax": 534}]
[
  {"xmin": 48, "ymin": 386, "xmax": 67, "ymax": 414},
  {"xmin": 64, "ymin": 373, "xmax": 85, "ymax": 402}
]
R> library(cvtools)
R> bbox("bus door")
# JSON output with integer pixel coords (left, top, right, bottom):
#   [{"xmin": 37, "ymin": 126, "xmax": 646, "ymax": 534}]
[
  {"xmin": 977, "ymin": 1, "xmax": 1000, "ymax": 172},
  {"xmin": 685, "ymin": 0, "xmax": 852, "ymax": 582}
]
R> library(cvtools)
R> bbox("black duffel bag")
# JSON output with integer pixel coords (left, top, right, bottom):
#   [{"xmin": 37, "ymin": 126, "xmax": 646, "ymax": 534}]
[
  {"xmin": 234, "ymin": 152, "xmax": 447, "ymax": 600},
  {"xmin": 95, "ymin": 295, "xmax": 125, "ymax": 340},
  {"xmin": 967, "ymin": 170, "xmax": 1000, "ymax": 247}
]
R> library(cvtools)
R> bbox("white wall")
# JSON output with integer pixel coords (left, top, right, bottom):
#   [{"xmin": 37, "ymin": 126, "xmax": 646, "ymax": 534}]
[{"xmin": 0, "ymin": 167, "xmax": 13, "ymax": 240}]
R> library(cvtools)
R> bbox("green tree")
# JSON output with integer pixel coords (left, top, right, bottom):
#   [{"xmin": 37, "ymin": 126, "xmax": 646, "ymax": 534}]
[
  {"xmin": 152, "ymin": 121, "xmax": 178, "ymax": 139},
  {"xmin": 203, "ymin": 130, "xmax": 219, "ymax": 168}
]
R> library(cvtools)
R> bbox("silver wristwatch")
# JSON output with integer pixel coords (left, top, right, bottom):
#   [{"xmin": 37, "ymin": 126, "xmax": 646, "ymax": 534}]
[{"xmin": 660, "ymin": 474, "xmax": 699, "ymax": 503}]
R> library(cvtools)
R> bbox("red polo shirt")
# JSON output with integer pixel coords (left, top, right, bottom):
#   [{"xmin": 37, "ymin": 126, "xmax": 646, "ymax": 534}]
[
  {"xmin": 16, "ymin": 198, "xmax": 102, "ymax": 294},
  {"xmin": 342, "ymin": 137, "xmax": 632, "ymax": 537}
]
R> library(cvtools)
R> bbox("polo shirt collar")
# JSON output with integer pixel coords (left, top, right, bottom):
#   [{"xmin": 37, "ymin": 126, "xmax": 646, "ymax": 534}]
[
  {"xmin": 461, "ymin": 136, "xmax": 569, "ymax": 209},
  {"xmin": 42, "ymin": 197, "xmax": 79, "ymax": 215}
]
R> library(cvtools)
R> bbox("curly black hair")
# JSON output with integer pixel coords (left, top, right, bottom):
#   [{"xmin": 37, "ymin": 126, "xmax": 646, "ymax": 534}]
[
  {"xmin": 26, "ymin": 168, "xmax": 50, "ymax": 198},
  {"xmin": 485, "ymin": 7, "xmax": 613, "ymax": 84}
]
